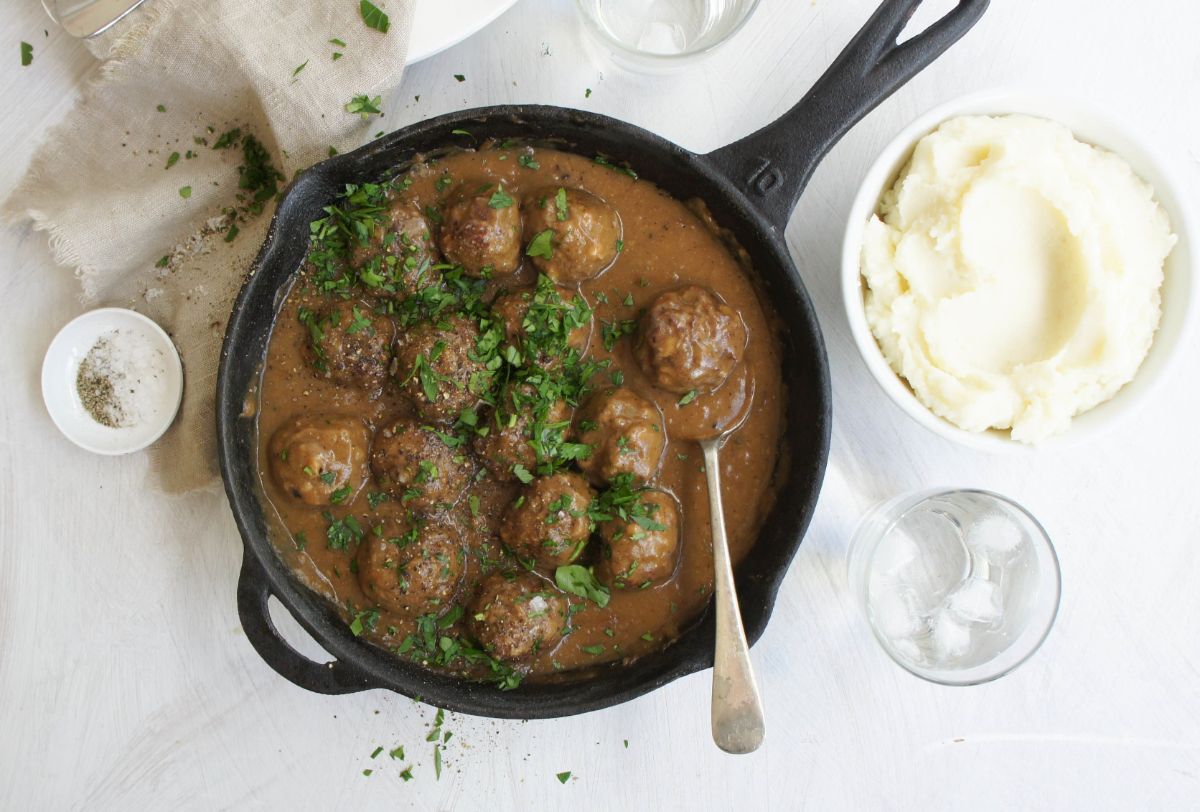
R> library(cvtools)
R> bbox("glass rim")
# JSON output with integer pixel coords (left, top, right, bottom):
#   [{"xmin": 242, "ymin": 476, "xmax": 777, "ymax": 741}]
[
  {"xmin": 852, "ymin": 487, "xmax": 1062, "ymax": 687},
  {"xmin": 574, "ymin": 0, "xmax": 764, "ymax": 63}
]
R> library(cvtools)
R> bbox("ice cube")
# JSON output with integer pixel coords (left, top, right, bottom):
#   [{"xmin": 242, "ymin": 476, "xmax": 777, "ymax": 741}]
[
  {"xmin": 930, "ymin": 609, "xmax": 971, "ymax": 661},
  {"xmin": 965, "ymin": 512, "xmax": 1025, "ymax": 559},
  {"xmin": 869, "ymin": 579, "xmax": 924, "ymax": 640},
  {"xmin": 874, "ymin": 528, "xmax": 920, "ymax": 576},
  {"xmin": 947, "ymin": 577, "xmax": 1002, "ymax": 624}
]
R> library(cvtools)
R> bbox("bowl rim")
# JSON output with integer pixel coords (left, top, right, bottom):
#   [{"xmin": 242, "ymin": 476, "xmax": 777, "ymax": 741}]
[
  {"xmin": 840, "ymin": 86, "xmax": 1198, "ymax": 453},
  {"xmin": 41, "ymin": 306, "xmax": 184, "ymax": 456}
]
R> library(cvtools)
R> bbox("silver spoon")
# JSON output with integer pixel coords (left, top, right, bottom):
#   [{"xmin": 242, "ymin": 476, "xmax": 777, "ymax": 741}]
[{"xmin": 700, "ymin": 433, "xmax": 765, "ymax": 754}]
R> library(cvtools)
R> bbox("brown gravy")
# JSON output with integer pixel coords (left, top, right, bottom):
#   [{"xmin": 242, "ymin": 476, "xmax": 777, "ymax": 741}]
[{"xmin": 255, "ymin": 145, "xmax": 784, "ymax": 683}]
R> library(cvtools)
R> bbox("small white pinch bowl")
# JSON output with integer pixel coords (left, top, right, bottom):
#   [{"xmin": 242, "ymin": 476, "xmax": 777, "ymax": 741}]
[
  {"xmin": 42, "ymin": 308, "xmax": 184, "ymax": 455},
  {"xmin": 841, "ymin": 88, "xmax": 1197, "ymax": 452}
]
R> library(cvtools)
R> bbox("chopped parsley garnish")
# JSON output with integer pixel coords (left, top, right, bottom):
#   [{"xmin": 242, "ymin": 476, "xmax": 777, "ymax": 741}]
[
  {"xmin": 330, "ymin": 485, "xmax": 353, "ymax": 504},
  {"xmin": 394, "ymin": 608, "xmax": 522, "ymax": 690},
  {"xmin": 511, "ymin": 463, "xmax": 534, "ymax": 484},
  {"xmin": 323, "ymin": 511, "xmax": 364, "ymax": 549},
  {"xmin": 212, "ymin": 127, "xmax": 242, "ymax": 149},
  {"xmin": 518, "ymin": 153, "xmax": 540, "ymax": 170},
  {"xmin": 488, "ymin": 185, "xmax": 514, "ymax": 209},
  {"xmin": 330, "ymin": 37, "xmax": 347, "ymax": 47},
  {"xmin": 165, "ymin": 152, "xmax": 180, "ymax": 169},
  {"xmin": 349, "ymin": 607, "xmax": 379, "ymax": 636},
  {"xmin": 454, "ymin": 74, "xmax": 466, "ymax": 82},
  {"xmin": 600, "ymin": 319, "xmax": 637, "ymax": 351},
  {"xmin": 526, "ymin": 229, "xmax": 554, "ymax": 259},
  {"xmin": 555, "ymin": 565, "xmax": 610, "ymax": 608},
  {"xmin": 178, "ymin": 186, "xmax": 192, "ymax": 199},
  {"xmin": 360, "ymin": 0, "xmax": 390, "ymax": 33},
  {"xmin": 677, "ymin": 389, "xmax": 698, "ymax": 406},
  {"xmin": 556, "ymin": 771, "xmax": 572, "ymax": 784},
  {"xmin": 20, "ymin": 42, "xmax": 33, "ymax": 66},
  {"xmin": 554, "ymin": 187, "xmax": 568, "ymax": 221},
  {"xmin": 293, "ymin": 60, "xmax": 308, "ymax": 77},
  {"xmin": 594, "ymin": 154, "xmax": 638, "ymax": 179},
  {"xmin": 346, "ymin": 94, "xmax": 383, "ymax": 118},
  {"xmin": 580, "ymin": 644, "xmax": 606, "ymax": 656},
  {"xmin": 155, "ymin": 103, "xmax": 165, "ymax": 113}
]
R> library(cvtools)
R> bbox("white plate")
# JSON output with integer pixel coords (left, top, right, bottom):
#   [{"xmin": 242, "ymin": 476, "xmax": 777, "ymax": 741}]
[
  {"xmin": 41, "ymin": 308, "xmax": 184, "ymax": 455},
  {"xmin": 408, "ymin": 0, "xmax": 521, "ymax": 63}
]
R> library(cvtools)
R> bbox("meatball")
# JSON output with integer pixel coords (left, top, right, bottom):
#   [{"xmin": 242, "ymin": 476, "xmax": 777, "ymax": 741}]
[
  {"xmin": 522, "ymin": 187, "xmax": 621, "ymax": 283},
  {"xmin": 468, "ymin": 571, "xmax": 569, "ymax": 662},
  {"xmin": 369, "ymin": 416, "xmax": 473, "ymax": 514},
  {"xmin": 499, "ymin": 472, "xmax": 595, "ymax": 571},
  {"xmin": 302, "ymin": 299, "xmax": 395, "ymax": 391},
  {"xmin": 394, "ymin": 315, "xmax": 492, "ymax": 422},
  {"xmin": 268, "ymin": 415, "xmax": 369, "ymax": 506},
  {"xmin": 437, "ymin": 188, "xmax": 522, "ymax": 277},
  {"xmin": 635, "ymin": 285, "xmax": 746, "ymax": 394},
  {"xmin": 357, "ymin": 508, "xmax": 465, "ymax": 616},
  {"xmin": 575, "ymin": 388, "xmax": 665, "ymax": 487},
  {"xmin": 490, "ymin": 282, "xmax": 591, "ymax": 363},
  {"xmin": 596, "ymin": 490, "xmax": 680, "ymax": 589},
  {"xmin": 473, "ymin": 388, "xmax": 573, "ymax": 482},
  {"xmin": 351, "ymin": 199, "xmax": 441, "ymax": 298}
]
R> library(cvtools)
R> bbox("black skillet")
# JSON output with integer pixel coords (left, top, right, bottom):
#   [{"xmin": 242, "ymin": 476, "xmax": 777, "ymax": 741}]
[{"xmin": 217, "ymin": 0, "xmax": 989, "ymax": 719}]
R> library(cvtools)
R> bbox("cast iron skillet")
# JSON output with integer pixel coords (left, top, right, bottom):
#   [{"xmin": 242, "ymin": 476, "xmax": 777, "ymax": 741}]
[{"xmin": 217, "ymin": 0, "xmax": 988, "ymax": 719}]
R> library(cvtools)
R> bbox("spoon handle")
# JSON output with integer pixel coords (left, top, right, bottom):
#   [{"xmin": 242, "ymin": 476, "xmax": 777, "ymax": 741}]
[{"xmin": 702, "ymin": 439, "xmax": 766, "ymax": 754}]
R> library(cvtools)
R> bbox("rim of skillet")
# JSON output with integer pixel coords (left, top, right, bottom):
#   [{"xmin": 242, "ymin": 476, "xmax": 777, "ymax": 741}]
[{"xmin": 217, "ymin": 104, "xmax": 832, "ymax": 719}]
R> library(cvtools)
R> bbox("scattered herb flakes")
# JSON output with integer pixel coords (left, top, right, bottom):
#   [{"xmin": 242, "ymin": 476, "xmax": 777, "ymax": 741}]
[
  {"xmin": 346, "ymin": 94, "xmax": 383, "ymax": 119},
  {"xmin": 454, "ymin": 73, "xmax": 466, "ymax": 82},
  {"xmin": 330, "ymin": 37, "xmax": 347, "ymax": 47},
  {"xmin": 433, "ymin": 744, "xmax": 442, "ymax": 779},
  {"xmin": 370, "ymin": 746, "xmax": 384, "ymax": 759},
  {"xmin": 623, "ymin": 739, "xmax": 629, "ymax": 749},
  {"xmin": 518, "ymin": 153, "xmax": 540, "ymax": 170},
  {"xmin": 677, "ymin": 389, "xmax": 698, "ymax": 406},
  {"xmin": 450, "ymin": 128, "xmax": 471, "ymax": 136},
  {"xmin": 555, "ymin": 187, "xmax": 569, "ymax": 221},
  {"xmin": 332, "ymin": 52, "xmax": 343, "ymax": 61},
  {"xmin": 360, "ymin": 0, "xmax": 390, "ymax": 33},
  {"xmin": 224, "ymin": 222, "xmax": 240, "ymax": 242},
  {"xmin": 349, "ymin": 607, "xmax": 380, "ymax": 637},
  {"xmin": 615, "ymin": 239, "xmax": 624, "ymax": 253},
  {"xmin": 622, "ymin": 292, "xmax": 634, "ymax": 307},
  {"xmin": 511, "ymin": 463, "xmax": 534, "ymax": 484},
  {"xmin": 556, "ymin": 771, "xmax": 572, "ymax": 784},
  {"xmin": 178, "ymin": 186, "xmax": 193, "ymax": 199},
  {"xmin": 580, "ymin": 644, "xmax": 606, "ymax": 656},
  {"xmin": 212, "ymin": 127, "xmax": 242, "ymax": 149},
  {"xmin": 293, "ymin": 60, "xmax": 308, "ymax": 77},
  {"xmin": 155, "ymin": 255, "xmax": 169, "ymax": 268},
  {"xmin": 20, "ymin": 42, "xmax": 33, "ymax": 66},
  {"xmin": 488, "ymin": 186, "xmax": 514, "ymax": 209},
  {"xmin": 389, "ymin": 745, "xmax": 405, "ymax": 760},
  {"xmin": 555, "ymin": 565, "xmax": 610, "ymax": 608},
  {"xmin": 362, "ymin": 768, "xmax": 373, "ymax": 777},
  {"xmin": 399, "ymin": 766, "xmax": 414, "ymax": 781},
  {"xmin": 585, "ymin": 88, "xmax": 592, "ymax": 98},
  {"xmin": 594, "ymin": 154, "xmax": 638, "ymax": 179},
  {"xmin": 526, "ymin": 229, "xmax": 554, "ymax": 259},
  {"xmin": 165, "ymin": 151, "xmax": 180, "ymax": 169},
  {"xmin": 155, "ymin": 103, "xmax": 166, "ymax": 113},
  {"xmin": 640, "ymin": 632, "xmax": 655, "ymax": 641},
  {"xmin": 328, "ymin": 145, "xmax": 338, "ymax": 157}
]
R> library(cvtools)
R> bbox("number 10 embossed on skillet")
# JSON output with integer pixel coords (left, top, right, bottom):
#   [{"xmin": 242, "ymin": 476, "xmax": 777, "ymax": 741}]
[{"xmin": 218, "ymin": 0, "xmax": 989, "ymax": 718}]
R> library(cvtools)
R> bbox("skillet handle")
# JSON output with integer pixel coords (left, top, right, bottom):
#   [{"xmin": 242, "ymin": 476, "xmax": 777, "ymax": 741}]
[
  {"xmin": 237, "ymin": 554, "xmax": 373, "ymax": 695},
  {"xmin": 704, "ymin": 0, "xmax": 989, "ymax": 231}
]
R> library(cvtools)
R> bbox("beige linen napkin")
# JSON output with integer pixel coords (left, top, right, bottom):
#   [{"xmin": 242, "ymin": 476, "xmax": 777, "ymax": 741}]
[{"xmin": 5, "ymin": 0, "xmax": 415, "ymax": 492}]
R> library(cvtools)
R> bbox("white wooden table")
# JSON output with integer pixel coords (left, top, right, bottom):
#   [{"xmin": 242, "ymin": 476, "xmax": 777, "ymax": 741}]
[{"xmin": 3, "ymin": 1, "xmax": 1198, "ymax": 808}]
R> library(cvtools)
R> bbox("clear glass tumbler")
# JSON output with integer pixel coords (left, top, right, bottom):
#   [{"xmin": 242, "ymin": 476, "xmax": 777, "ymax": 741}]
[
  {"xmin": 43, "ymin": 0, "xmax": 148, "ymax": 38},
  {"xmin": 847, "ymin": 489, "xmax": 1061, "ymax": 685},
  {"xmin": 575, "ymin": 0, "xmax": 762, "ymax": 72}
]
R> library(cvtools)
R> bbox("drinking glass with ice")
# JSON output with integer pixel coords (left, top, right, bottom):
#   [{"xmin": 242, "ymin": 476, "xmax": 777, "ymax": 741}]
[{"xmin": 847, "ymin": 489, "xmax": 1061, "ymax": 685}]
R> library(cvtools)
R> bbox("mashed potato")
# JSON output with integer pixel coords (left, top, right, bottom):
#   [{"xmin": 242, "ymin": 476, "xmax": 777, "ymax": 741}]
[{"xmin": 861, "ymin": 114, "xmax": 1175, "ymax": 443}]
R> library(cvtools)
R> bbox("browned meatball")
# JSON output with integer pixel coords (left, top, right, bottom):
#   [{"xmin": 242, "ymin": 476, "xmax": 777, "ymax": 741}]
[
  {"xmin": 499, "ymin": 472, "xmax": 595, "ymax": 571},
  {"xmin": 575, "ymin": 388, "xmax": 665, "ymax": 487},
  {"xmin": 351, "ymin": 199, "xmax": 441, "ymax": 298},
  {"xmin": 468, "ymin": 571, "xmax": 569, "ymax": 662},
  {"xmin": 357, "ymin": 507, "xmax": 465, "ymax": 616},
  {"xmin": 437, "ymin": 188, "xmax": 522, "ymax": 277},
  {"xmin": 369, "ymin": 416, "xmax": 473, "ymax": 514},
  {"xmin": 635, "ymin": 285, "xmax": 746, "ymax": 394},
  {"xmin": 268, "ymin": 415, "xmax": 369, "ymax": 506},
  {"xmin": 490, "ymin": 281, "xmax": 591, "ymax": 364},
  {"xmin": 394, "ymin": 315, "xmax": 493, "ymax": 422},
  {"xmin": 473, "ymin": 388, "xmax": 574, "ymax": 482},
  {"xmin": 595, "ymin": 490, "xmax": 680, "ymax": 589},
  {"xmin": 301, "ymin": 299, "xmax": 394, "ymax": 391},
  {"xmin": 522, "ymin": 187, "xmax": 621, "ymax": 283}
]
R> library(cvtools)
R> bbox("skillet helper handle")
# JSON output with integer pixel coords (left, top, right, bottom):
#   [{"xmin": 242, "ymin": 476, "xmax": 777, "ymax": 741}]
[
  {"xmin": 705, "ymin": 0, "xmax": 989, "ymax": 231},
  {"xmin": 237, "ymin": 555, "xmax": 372, "ymax": 695}
]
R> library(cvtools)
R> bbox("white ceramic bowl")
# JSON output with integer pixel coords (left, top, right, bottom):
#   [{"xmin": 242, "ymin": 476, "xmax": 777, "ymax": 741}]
[
  {"xmin": 841, "ymin": 89, "xmax": 1197, "ymax": 452},
  {"xmin": 42, "ymin": 308, "xmax": 184, "ymax": 455}
]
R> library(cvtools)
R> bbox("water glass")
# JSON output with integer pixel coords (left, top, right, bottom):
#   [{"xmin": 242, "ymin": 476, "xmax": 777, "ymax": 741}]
[{"xmin": 848, "ymin": 489, "xmax": 1061, "ymax": 685}]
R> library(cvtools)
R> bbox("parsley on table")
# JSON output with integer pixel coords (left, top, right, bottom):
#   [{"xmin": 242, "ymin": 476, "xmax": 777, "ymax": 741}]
[
  {"xmin": 346, "ymin": 94, "xmax": 383, "ymax": 119},
  {"xmin": 360, "ymin": 0, "xmax": 390, "ymax": 33},
  {"xmin": 292, "ymin": 60, "xmax": 308, "ymax": 77},
  {"xmin": 20, "ymin": 42, "xmax": 33, "ymax": 67},
  {"xmin": 454, "ymin": 74, "xmax": 466, "ymax": 82},
  {"xmin": 556, "ymin": 771, "xmax": 572, "ymax": 784},
  {"xmin": 165, "ymin": 151, "xmax": 180, "ymax": 169},
  {"xmin": 178, "ymin": 186, "xmax": 192, "ymax": 199},
  {"xmin": 155, "ymin": 103, "xmax": 165, "ymax": 112},
  {"xmin": 212, "ymin": 127, "xmax": 241, "ymax": 149}
]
